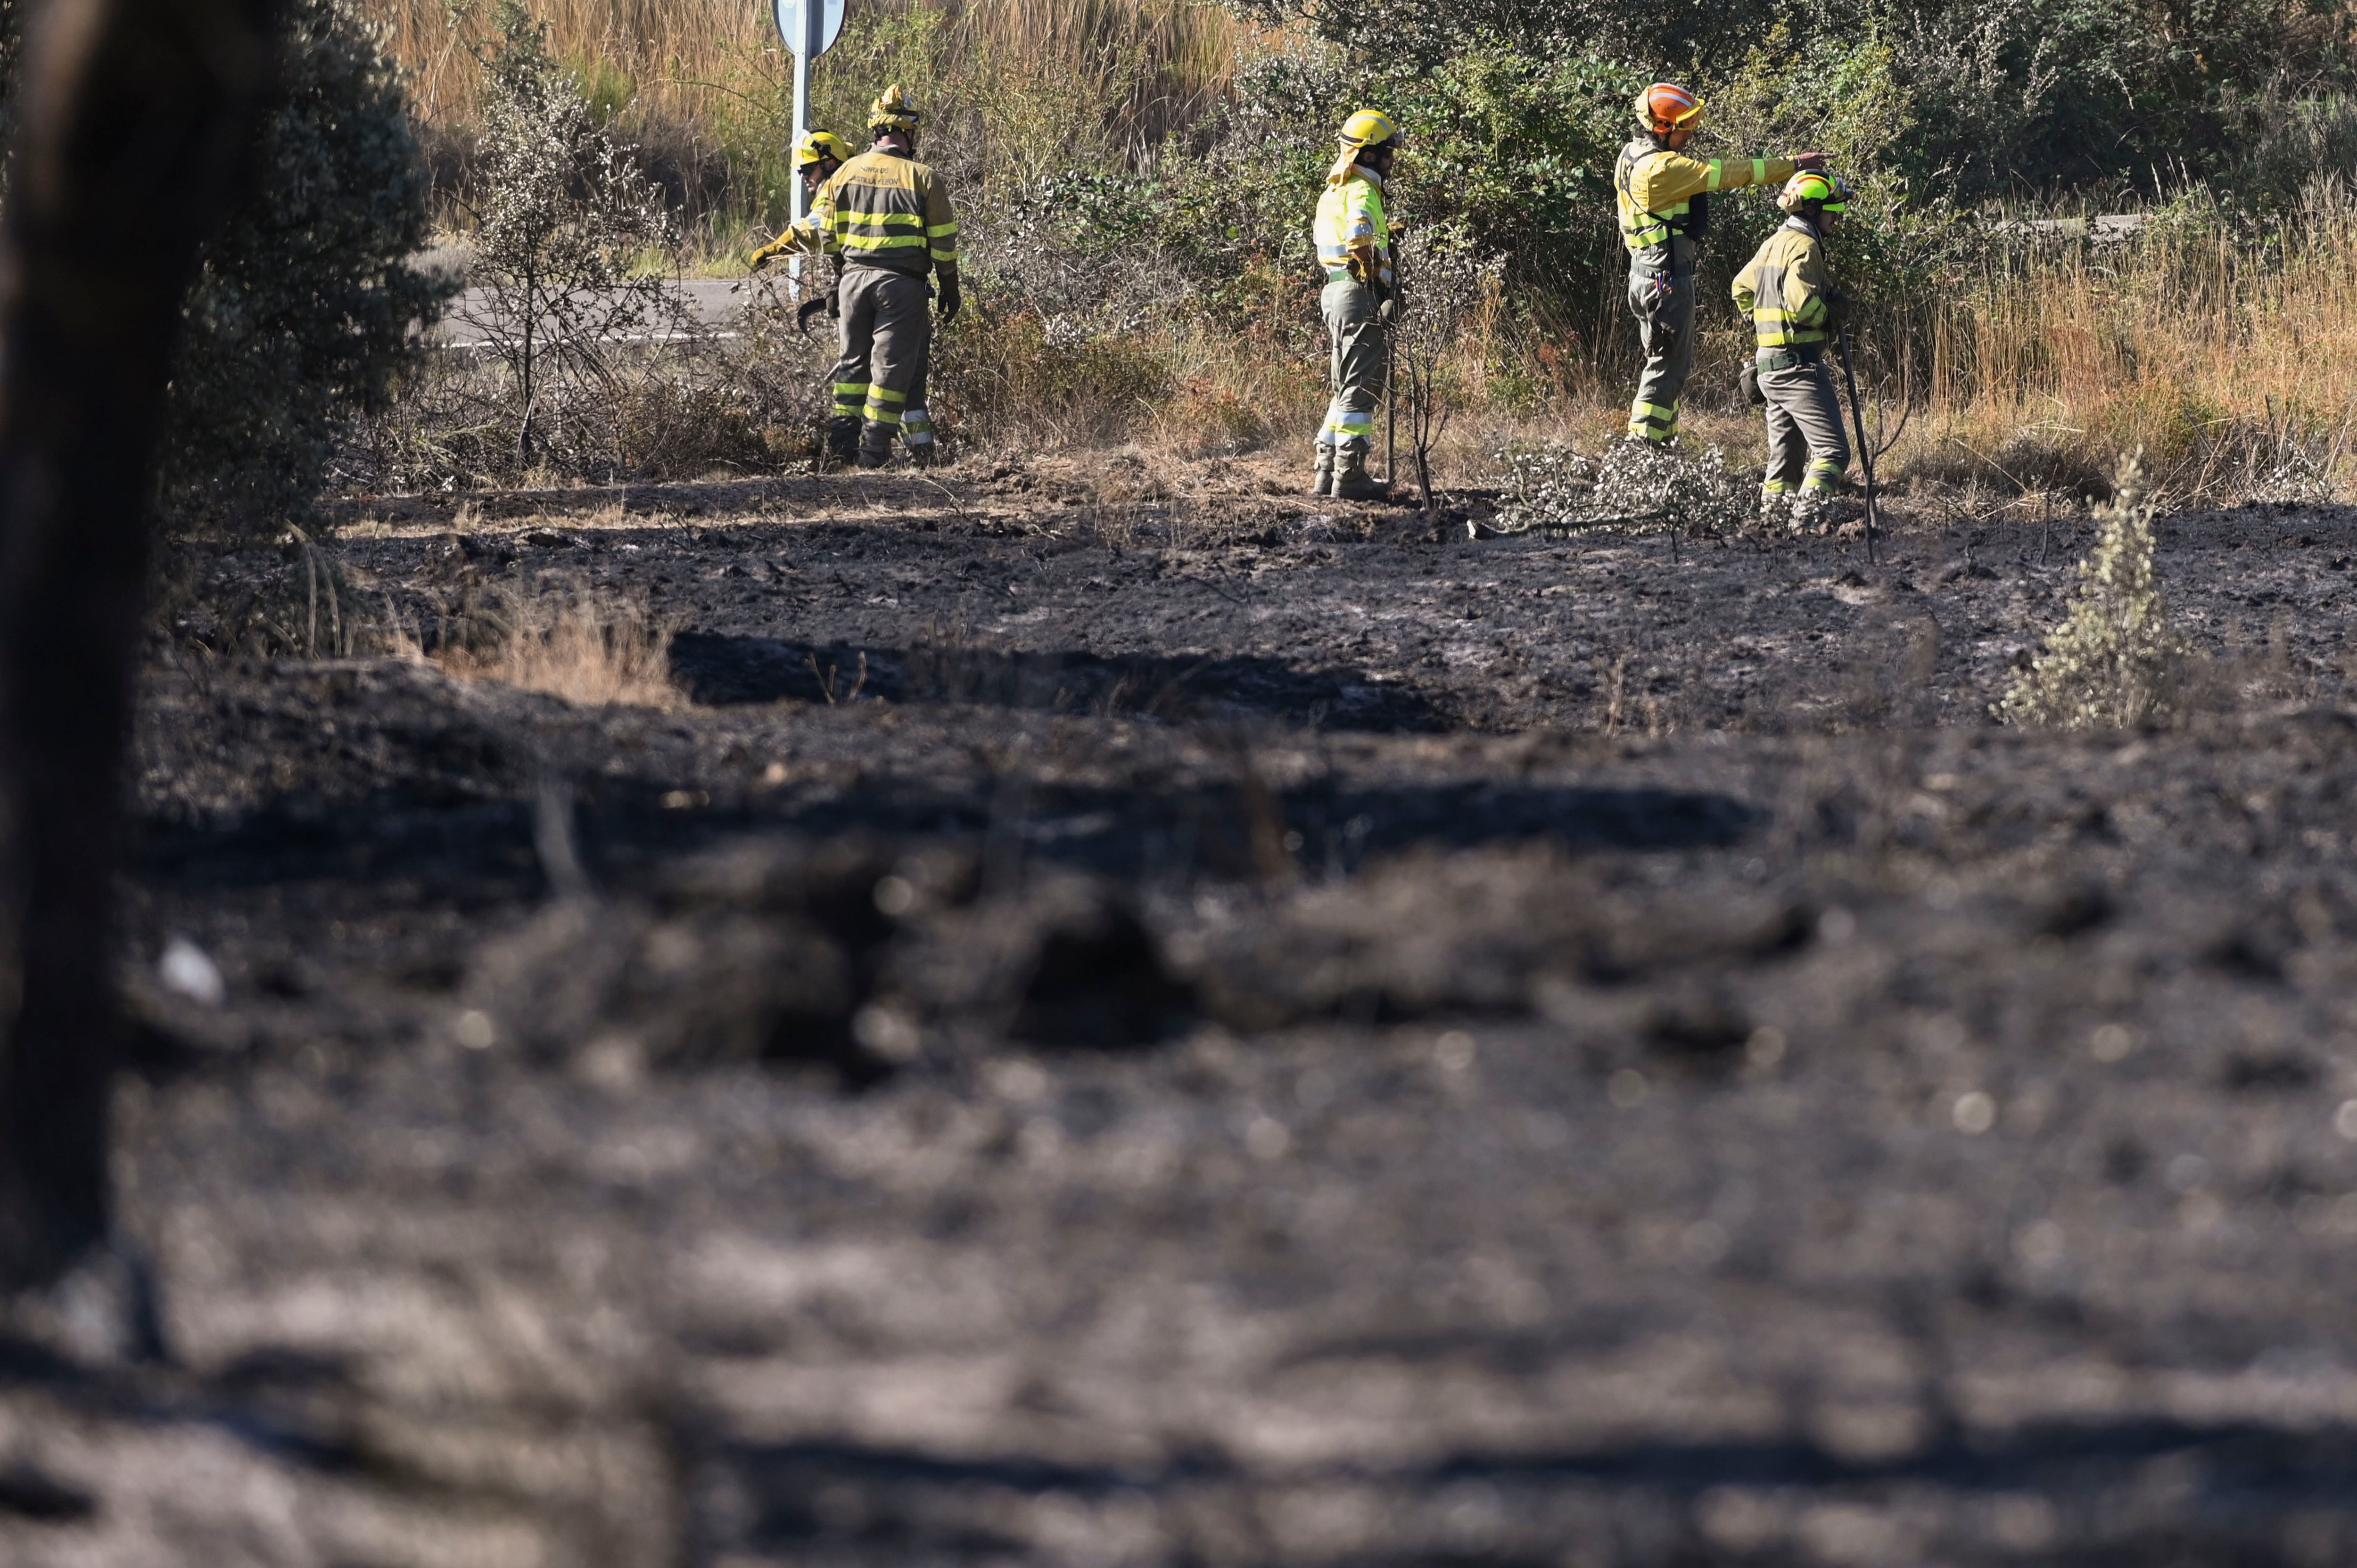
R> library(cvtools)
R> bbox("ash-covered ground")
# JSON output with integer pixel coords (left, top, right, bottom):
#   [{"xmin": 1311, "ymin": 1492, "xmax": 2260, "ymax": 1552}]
[{"xmin": 10, "ymin": 455, "xmax": 2357, "ymax": 1566}]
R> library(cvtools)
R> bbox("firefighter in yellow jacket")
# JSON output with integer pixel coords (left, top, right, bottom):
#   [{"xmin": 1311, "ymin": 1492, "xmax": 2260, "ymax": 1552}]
[
  {"xmin": 1617, "ymin": 82, "xmax": 1823, "ymax": 445},
  {"xmin": 1732, "ymin": 170, "xmax": 1854, "ymax": 529},
  {"xmin": 1311, "ymin": 110, "xmax": 1400, "ymax": 500},
  {"xmin": 750, "ymin": 88, "xmax": 959, "ymax": 467},
  {"xmin": 747, "ymin": 130, "xmax": 853, "ymax": 271}
]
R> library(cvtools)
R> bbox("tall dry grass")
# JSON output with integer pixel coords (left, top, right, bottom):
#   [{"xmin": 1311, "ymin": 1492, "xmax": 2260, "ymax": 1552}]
[
  {"xmin": 368, "ymin": 0, "xmax": 1238, "ymax": 158},
  {"xmin": 1885, "ymin": 210, "xmax": 2357, "ymax": 502},
  {"xmin": 941, "ymin": 203, "xmax": 2357, "ymax": 506},
  {"xmin": 1349, "ymin": 207, "xmax": 2357, "ymax": 512}
]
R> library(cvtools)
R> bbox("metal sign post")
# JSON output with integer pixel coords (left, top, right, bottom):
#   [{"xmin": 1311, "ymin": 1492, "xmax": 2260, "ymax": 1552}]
[{"xmin": 772, "ymin": 0, "xmax": 847, "ymax": 288}]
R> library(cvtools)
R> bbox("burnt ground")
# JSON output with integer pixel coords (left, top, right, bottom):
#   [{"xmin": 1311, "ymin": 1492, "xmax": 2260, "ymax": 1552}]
[{"xmin": 12, "ymin": 454, "xmax": 2357, "ymax": 1564}]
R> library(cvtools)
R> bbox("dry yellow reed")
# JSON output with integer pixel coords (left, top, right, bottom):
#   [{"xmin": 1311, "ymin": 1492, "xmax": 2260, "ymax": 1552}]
[
  {"xmin": 1891, "ymin": 218, "xmax": 2357, "ymax": 499},
  {"xmin": 364, "ymin": 0, "xmax": 1237, "ymax": 150}
]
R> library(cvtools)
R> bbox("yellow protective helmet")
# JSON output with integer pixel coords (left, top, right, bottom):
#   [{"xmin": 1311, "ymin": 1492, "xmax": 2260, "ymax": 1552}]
[
  {"xmin": 1777, "ymin": 169, "xmax": 1851, "ymax": 215},
  {"xmin": 1633, "ymin": 82, "xmax": 1705, "ymax": 132},
  {"xmin": 1338, "ymin": 108, "xmax": 1399, "ymax": 150},
  {"xmin": 868, "ymin": 83, "xmax": 922, "ymax": 133},
  {"xmin": 795, "ymin": 130, "xmax": 853, "ymax": 169}
]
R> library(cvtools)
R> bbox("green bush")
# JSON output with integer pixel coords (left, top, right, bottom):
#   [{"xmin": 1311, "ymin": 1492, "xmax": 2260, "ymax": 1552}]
[
  {"xmin": 0, "ymin": 0, "xmax": 444, "ymax": 535},
  {"xmin": 458, "ymin": 0, "xmax": 681, "ymax": 471},
  {"xmin": 1046, "ymin": 42, "xmax": 1646, "ymax": 338},
  {"xmin": 1997, "ymin": 454, "xmax": 2193, "ymax": 728},
  {"xmin": 1230, "ymin": 0, "xmax": 2353, "ymax": 201},
  {"xmin": 933, "ymin": 288, "xmax": 1173, "ymax": 442},
  {"xmin": 156, "ymin": 0, "xmax": 450, "ymax": 534}
]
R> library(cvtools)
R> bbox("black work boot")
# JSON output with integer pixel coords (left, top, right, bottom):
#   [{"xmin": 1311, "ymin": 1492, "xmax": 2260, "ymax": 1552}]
[
  {"xmin": 824, "ymin": 416, "xmax": 861, "ymax": 465},
  {"xmin": 1312, "ymin": 443, "xmax": 1334, "ymax": 497},
  {"xmin": 1332, "ymin": 445, "xmax": 1387, "ymax": 501}
]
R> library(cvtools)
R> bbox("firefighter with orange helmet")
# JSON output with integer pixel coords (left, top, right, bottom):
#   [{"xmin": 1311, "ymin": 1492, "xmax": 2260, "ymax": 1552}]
[{"xmin": 1616, "ymin": 82, "xmax": 1824, "ymax": 446}]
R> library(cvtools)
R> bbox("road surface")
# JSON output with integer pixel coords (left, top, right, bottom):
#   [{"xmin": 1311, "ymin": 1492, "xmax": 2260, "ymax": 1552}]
[{"xmin": 437, "ymin": 273, "xmax": 809, "ymax": 346}]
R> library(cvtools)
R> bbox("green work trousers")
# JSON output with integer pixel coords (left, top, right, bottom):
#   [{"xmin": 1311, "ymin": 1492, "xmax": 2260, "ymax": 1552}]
[
  {"xmin": 1625, "ymin": 237, "xmax": 1696, "ymax": 442},
  {"xmin": 1319, "ymin": 278, "xmax": 1386, "ymax": 453},
  {"xmin": 832, "ymin": 266, "xmax": 934, "ymax": 455},
  {"xmin": 1757, "ymin": 353, "xmax": 1850, "ymax": 495}
]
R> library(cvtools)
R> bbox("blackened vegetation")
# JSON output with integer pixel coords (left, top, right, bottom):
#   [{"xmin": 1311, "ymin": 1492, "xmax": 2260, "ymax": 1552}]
[
  {"xmin": 0, "ymin": 1461, "xmax": 93, "ymax": 1522},
  {"xmin": 668, "ymin": 630, "xmax": 1457, "ymax": 732},
  {"xmin": 88, "ymin": 632, "xmax": 2357, "ymax": 1559},
  {"xmin": 31, "ymin": 403, "xmax": 2357, "ymax": 1556},
  {"xmin": 0, "ymin": 468, "xmax": 2349, "ymax": 1558}
]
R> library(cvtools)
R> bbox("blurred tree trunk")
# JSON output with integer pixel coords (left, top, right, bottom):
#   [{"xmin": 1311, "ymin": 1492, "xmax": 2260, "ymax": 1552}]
[{"xmin": 0, "ymin": 0, "xmax": 273, "ymax": 1289}]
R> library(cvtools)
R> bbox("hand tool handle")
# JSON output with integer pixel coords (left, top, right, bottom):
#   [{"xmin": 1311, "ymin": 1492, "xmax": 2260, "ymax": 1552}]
[{"xmin": 1837, "ymin": 323, "xmax": 1879, "ymax": 565}]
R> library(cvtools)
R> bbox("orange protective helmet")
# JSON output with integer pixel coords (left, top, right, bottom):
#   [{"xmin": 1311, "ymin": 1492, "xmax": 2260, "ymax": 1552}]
[{"xmin": 1633, "ymin": 82, "xmax": 1705, "ymax": 133}]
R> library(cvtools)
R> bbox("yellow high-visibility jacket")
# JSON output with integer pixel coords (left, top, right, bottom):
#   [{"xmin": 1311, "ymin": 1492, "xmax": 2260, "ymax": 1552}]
[
  {"xmin": 752, "ymin": 211, "xmax": 834, "ymax": 268},
  {"xmin": 1732, "ymin": 219, "xmax": 1833, "ymax": 350},
  {"xmin": 1314, "ymin": 167, "xmax": 1392, "ymax": 289},
  {"xmin": 1615, "ymin": 141, "xmax": 1795, "ymax": 255},
  {"xmin": 820, "ymin": 148, "xmax": 960, "ymax": 279}
]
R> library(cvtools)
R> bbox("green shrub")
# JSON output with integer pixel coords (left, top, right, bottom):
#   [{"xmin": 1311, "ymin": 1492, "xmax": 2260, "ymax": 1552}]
[
  {"xmin": 1, "ymin": 0, "xmax": 442, "ymax": 535},
  {"xmin": 934, "ymin": 290, "xmax": 1172, "ymax": 443},
  {"xmin": 1235, "ymin": 0, "xmax": 2354, "ymax": 199},
  {"xmin": 157, "ymin": 0, "xmax": 450, "ymax": 535},
  {"xmin": 1997, "ymin": 454, "xmax": 2193, "ymax": 728},
  {"xmin": 460, "ymin": 0, "xmax": 681, "ymax": 469}
]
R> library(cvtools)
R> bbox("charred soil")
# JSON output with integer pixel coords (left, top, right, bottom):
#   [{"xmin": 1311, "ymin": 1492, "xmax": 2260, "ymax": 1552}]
[{"xmin": 11, "ymin": 454, "xmax": 2357, "ymax": 1565}]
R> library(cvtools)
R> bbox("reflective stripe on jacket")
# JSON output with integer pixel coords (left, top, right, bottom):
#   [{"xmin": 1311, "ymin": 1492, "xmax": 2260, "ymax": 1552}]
[
  {"xmin": 820, "ymin": 148, "xmax": 960, "ymax": 277},
  {"xmin": 1314, "ymin": 169, "xmax": 1391, "ymax": 288},
  {"xmin": 1615, "ymin": 141, "xmax": 1794, "ymax": 254},
  {"xmin": 1732, "ymin": 219, "xmax": 1833, "ymax": 349}
]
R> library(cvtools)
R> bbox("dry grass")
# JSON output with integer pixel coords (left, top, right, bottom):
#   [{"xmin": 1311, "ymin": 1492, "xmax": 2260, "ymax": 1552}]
[
  {"xmin": 417, "ymin": 578, "xmax": 680, "ymax": 708},
  {"xmin": 1886, "ymin": 214, "xmax": 2357, "ymax": 502},
  {"xmin": 369, "ymin": 0, "xmax": 1238, "ymax": 153},
  {"xmin": 1309, "ymin": 212, "xmax": 2357, "ymax": 513}
]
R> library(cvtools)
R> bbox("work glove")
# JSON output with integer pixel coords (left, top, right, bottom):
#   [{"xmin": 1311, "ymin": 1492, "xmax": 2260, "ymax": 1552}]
[
  {"xmin": 1739, "ymin": 360, "xmax": 1766, "ymax": 407},
  {"xmin": 1789, "ymin": 150, "xmax": 1830, "ymax": 172},
  {"xmin": 937, "ymin": 275, "xmax": 962, "ymax": 323},
  {"xmin": 749, "ymin": 239, "xmax": 786, "ymax": 272},
  {"xmin": 1822, "ymin": 289, "xmax": 1852, "ymax": 333},
  {"xmin": 1378, "ymin": 287, "xmax": 1400, "ymax": 324}
]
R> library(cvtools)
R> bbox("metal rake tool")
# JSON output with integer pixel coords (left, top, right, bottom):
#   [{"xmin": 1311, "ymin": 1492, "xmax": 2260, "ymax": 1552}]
[{"xmin": 1837, "ymin": 322, "xmax": 1880, "ymax": 564}]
